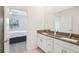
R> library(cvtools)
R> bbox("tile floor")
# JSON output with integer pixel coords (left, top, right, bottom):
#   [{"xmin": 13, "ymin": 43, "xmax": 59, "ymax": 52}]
[{"xmin": 26, "ymin": 47, "xmax": 44, "ymax": 53}]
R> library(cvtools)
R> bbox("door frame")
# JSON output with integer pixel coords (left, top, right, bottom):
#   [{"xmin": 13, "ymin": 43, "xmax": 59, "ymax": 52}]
[{"xmin": 4, "ymin": 6, "xmax": 10, "ymax": 53}]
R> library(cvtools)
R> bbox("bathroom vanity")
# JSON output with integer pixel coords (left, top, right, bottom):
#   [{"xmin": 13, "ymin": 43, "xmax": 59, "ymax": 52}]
[{"xmin": 37, "ymin": 30, "xmax": 79, "ymax": 53}]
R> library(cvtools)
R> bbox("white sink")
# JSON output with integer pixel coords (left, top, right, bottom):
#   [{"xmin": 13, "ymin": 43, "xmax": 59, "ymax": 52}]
[
  {"xmin": 60, "ymin": 37, "xmax": 78, "ymax": 42},
  {"xmin": 42, "ymin": 32, "xmax": 48, "ymax": 35}
]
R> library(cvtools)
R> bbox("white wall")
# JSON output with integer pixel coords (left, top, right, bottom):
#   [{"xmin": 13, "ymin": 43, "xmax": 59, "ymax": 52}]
[
  {"xmin": 27, "ymin": 7, "xmax": 46, "ymax": 50},
  {"xmin": 44, "ymin": 7, "xmax": 55, "ymax": 30},
  {"xmin": 26, "ymin": 6, "xmax": 58, "ymax": 50}
]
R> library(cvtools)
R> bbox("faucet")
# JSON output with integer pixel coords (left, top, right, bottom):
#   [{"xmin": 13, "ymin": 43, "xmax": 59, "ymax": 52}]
[
  {"xmin": 54, "ymin": 30, "xmax": 58, "ymax": 37},
  {"xmin": 69, "ymin": 33, "xmax": 72, "ymax": 38}
]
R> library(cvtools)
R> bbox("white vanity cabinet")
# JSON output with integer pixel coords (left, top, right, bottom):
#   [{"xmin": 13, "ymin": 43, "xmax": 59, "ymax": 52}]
[
  {"xmin": 37, "ymin": 34, "xmax": 54, "ymax": 53},
  {"xmin": 63, "ymin": 48, "xmax": 75, "ymax": 53},
  {"xmin": 54, "ymin": 44, "xmax": 64, "ymax": 53},
  {"xmin": 54, "ymin": 38, "xmax": 79, "ymax": 53},
  {"xmin": 37, "ymin": 33, "xmax": 79, "ymax": 53},
  {"xmin": 37, "ymin": 34, "xmax": 47, "ymax": 52},
  {"xmin": 46, "ymin": 38, "xmax": 54, "ymax": 53},
  {"xmin": 54, "ymin": 43, "xmax": 74, "ymax": 53}
]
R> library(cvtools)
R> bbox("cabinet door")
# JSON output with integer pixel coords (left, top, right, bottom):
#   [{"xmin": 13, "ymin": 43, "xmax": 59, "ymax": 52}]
[
  {"xmin": 41, "ymin": 38, "xmax": 47, "ymax": 52},
  {"xmin": 73, "ymin": 16, "xmax": 79, "ymax": 34},
  {"xmin": 64, "ymin": 48, "xmax": 75, "ymax": 53},
  {"xmin": 59, "ymin": 16, "xmax": 72, "ymax": 33},
  {"xmin": 54, "ymin": 44, "xmax": 63, "ymax": 53},
  {"xmin": 37, "ymin": 36, "xmax": 42, "ymax": 48},
  {"xmin": 54, "ymin": 38, "xmax": 65, "ymax": 53},
  {"xmin": 37, "ymin": 34, "xmax": 47, "ymax": 52},
  {"xmin": 46, "ymin": 38, "xmax": 54, "ymax": 53},
  {"xmin": 54, "ymin": 44, "xmax": 75, "ymax": 53}
]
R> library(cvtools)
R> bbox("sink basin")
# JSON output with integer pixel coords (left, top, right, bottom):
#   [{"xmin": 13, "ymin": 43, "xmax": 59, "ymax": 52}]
[
  {"xmin": 60, "ymin": 37, "xmax": 78, "ymax": 42},
  {"xmin": 42, "ymin": 32, "xmax": 48, "ymax": 35}
]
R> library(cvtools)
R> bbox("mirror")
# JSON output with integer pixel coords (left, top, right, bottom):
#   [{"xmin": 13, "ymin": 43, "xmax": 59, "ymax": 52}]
[{"xmin": 53, "ymin": 15, "xmax": 73, "ymax": 33}]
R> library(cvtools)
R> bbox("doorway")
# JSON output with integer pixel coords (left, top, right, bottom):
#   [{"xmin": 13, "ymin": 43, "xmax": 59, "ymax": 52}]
[{"xmin": 4, "ymin": 7, "xmax": 27, "ymax": 53}]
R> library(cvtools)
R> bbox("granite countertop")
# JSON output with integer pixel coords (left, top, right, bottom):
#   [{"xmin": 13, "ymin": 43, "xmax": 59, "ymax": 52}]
[{"xmin": 37, "ymin": 30, "xmax": 79, "ymax": 46}]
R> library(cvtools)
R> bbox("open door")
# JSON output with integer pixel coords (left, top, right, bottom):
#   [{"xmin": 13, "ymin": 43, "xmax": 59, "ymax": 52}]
[{"xmin": 4, "ymin": 6, "xmax": 10, "ymax": 53}]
